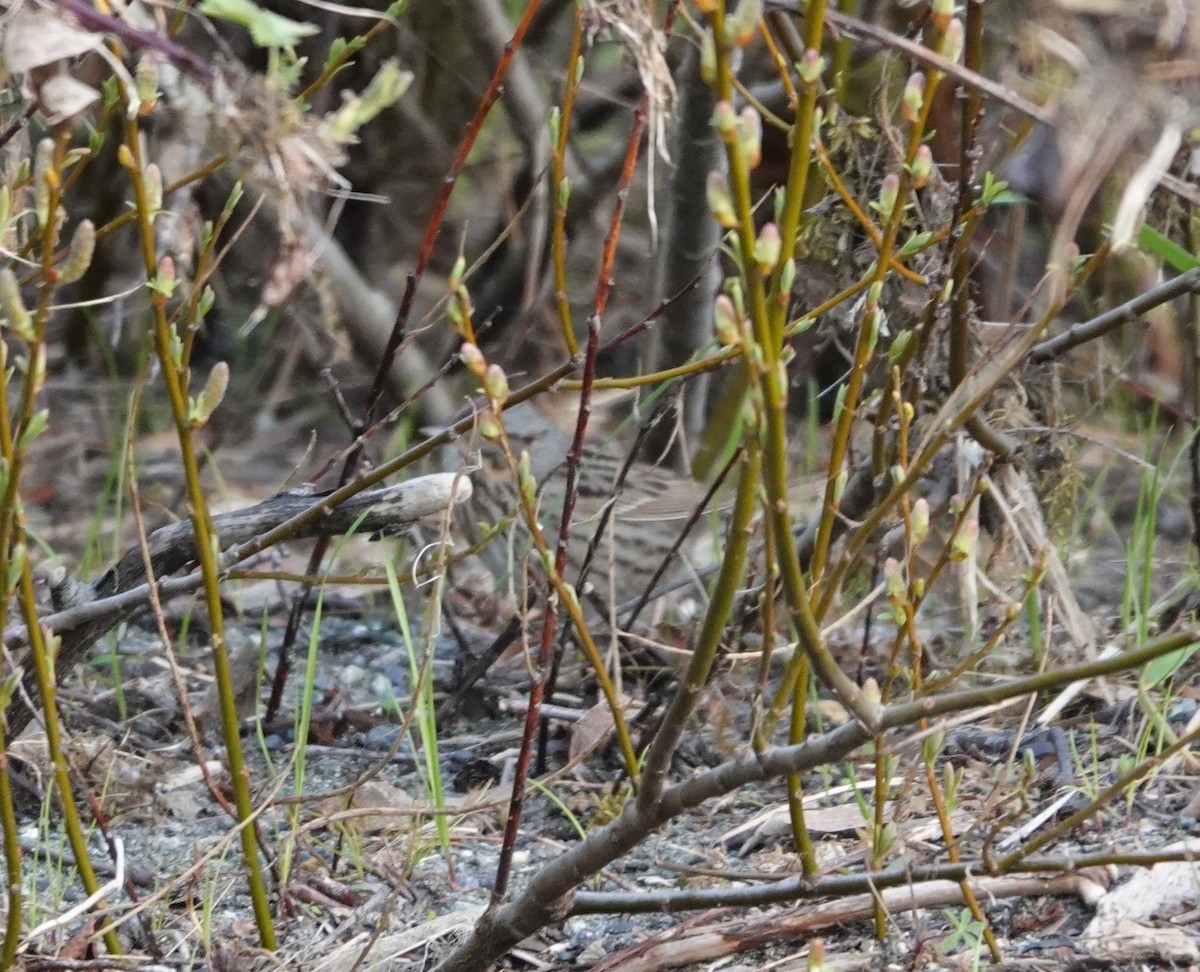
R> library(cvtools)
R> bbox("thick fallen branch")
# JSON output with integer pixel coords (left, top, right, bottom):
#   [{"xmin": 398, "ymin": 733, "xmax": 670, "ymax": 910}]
[
  {"xmin": 588, "ymin": 871, "xmax": 1112, "ymax": 972},
  {"xmin": 3, "ymin": 473, "xmax": 471, "ymax": 738}
]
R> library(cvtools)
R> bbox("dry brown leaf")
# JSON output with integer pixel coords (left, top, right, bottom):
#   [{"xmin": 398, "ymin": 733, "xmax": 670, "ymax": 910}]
[
  {"xmin": 1085, "ymin": 918, "xmax": 1199, "ymax": 964},
  {"xmin": 2, "ymin": 6, "xmax": 102, "ymax": 72},
  {"xmin": 569, "ymin": 695, "xmax": 633, "ymax": 764},
  {"xmin": 36, "ymin": 71, "xmax": 99, "ymax": 125},
  {"xmin": 1087, "ymin": 841, "xmax": 1200, "ymax": 936}
]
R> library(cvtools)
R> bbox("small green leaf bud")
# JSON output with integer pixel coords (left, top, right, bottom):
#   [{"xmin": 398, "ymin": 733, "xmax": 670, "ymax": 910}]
[
  {"xmin": 832, "ymin": 384, "xmax": 847, "ymax": 424},
  {"xmin": 149, "ymin": 255, "xmax": 176, "ymax": 302},
  {"xmin": 34, "ymin": 139, "xmax": 55, "ymax": 229},
  {"xmin": 738, "ymin": 106, "xmax": 762, "ymax": 169},
  {"xmin": 714, "ymin": 294, "xmax": 740, "ymax": 346},
  {"xmin": 483, "ymin": 363, "xmax": 509, "ymax": 404},
  {"xmin": 910, "ymin": 144, "xmax": 934, "ymax": 189},
  {"xmin": 897, "ymin": 230, "xmax": 932, "ymax": 257},
  {"xmin": 950, "ymin": 518, "xmax": 979, "ymax": 561},
  {"xmin": 222, "ymin": 182, "xmax": 244, "ymax": 222},
  {"xmin": 711, "ymin": 100, "xmax": 739, "ymax": 140},
  {"xmin": 0, "ymin": 269, "xmax": 32, "ymax": 340},
  {"xmin": 144, "ymin": 163, "xmax": 163, "ymax": 214},
  {"xmin": 193, "ymin": 361, "xmax": 229, "ymax": 425},
  {"xmin": 518, "ymin": 450, "xmax": 537, "ymax": 505},
  {"xmin": 459, "ymin": 341, "xmax": 487, "ymax": 376},
  {"xmin": 19, "ymin": 408, "xmax": 47, "ymax": 450},
  {"xmin": 706, "ymin": 171, "xmax": 737, "ymax": 228},
  {"xmin": 941, "ymin": 18, "xmax": 964, "ymax": 63},
  {"xmin": 862, "ymin": 677, "xmax": 881, "ymax": 707},
  {"xmin": 448, "ymin": 254, "xmax": 465, "ymax": 292},
  {"xmin": 7, "ymin": 543, "xmax": 25, "ymax": 594},
  {"xmin": 888, "ymin": 329, "xmax": 913, "ymax": 365},
  {"xmin": 911, "ymin": 497, "xmax": 929, "ymax": 544},
  {"xmin": 901, "ymin": 72, "xmax": 925, "ymax": 124},
  {"xmin": 875, "ymin": 172, "xmax": 899, "ymax": 221},
  {"xmin": 725, "ymin": 278, "xmax": 745, "ymax": 317},
  {"xmin": 796, "ymin": 48, "xmax": 823, "ymax": 85},
  {"xmin": 560, "ymin": 582, "xmax": 580, "ymax": 613},
  {"xmin": 778, "ymin": 257, "xmax": 796, "ymax": 297},
  {"xmin": 59, "ymin": 219, "xmax": 95, "ymax": 283},
  {"xmin": 478, "ymin": 409, "xmax": 502, "ymax": 441},
  {"xmin": 700, "ymin": 29, "xmax": 717, "ymax": 83},
  {"xmin": 884, "ymin": 556, "xmax": 906, "ymax": 600},
  {"xmin": 135, "ymin": 55, "xmax": 159, "ymax": 112},
  {"xmin": 196, "ymin": 286, "xmax": 215, "ymax": 322},
  {"xmin": 754, "ymin": 222, "xmax": 781, "ymax": 273},
  {"xmin": 724, "ymin": 0, "xmax": 761, "ymax": 47}
]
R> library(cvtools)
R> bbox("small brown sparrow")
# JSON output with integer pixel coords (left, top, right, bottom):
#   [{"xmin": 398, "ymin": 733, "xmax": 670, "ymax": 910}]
[{"xmin": 444, "ymin": 402, "xmax": 714, "ymax": 615}]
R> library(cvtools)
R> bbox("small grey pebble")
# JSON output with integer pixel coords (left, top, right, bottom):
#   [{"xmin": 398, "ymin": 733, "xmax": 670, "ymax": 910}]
[
  {"xmin": 363, "ymin": 725, "xmax": 402, "ymax": 751},
  {"xmin": 370, "ymin": 673, "xmax": 396, "ymax": 698},
  {"xmin": 340, "ymin": 664, "xmax": 367, "ymax": 687},
  {"xmin": 377, "ymin": 663, "xmax": 408, "ymax": 690},
  {"xmin": 1168, "ymin": 698, "xmax": 1199, "ymax": 724},
  {"xmin": 126, "ymin": 861, "xmax": 156, "ymax": 888}
]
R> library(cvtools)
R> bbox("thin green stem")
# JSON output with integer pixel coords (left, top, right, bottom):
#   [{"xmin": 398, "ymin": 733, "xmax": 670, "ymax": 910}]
[
  {"xmin": 7, "ymin": 138, "xmax": 125, "ymax": 957},
  {"xmin": 786, "ymin": 665, "xmax": 817, "ymax": 875},
  {"xmin": 815, "ymin": 291, "xmax": 1065, "ymax": 622},
  {"xmin": 717, "ymin": 0, "xmax": 881, "ymax": 731},
  {"xmin": 19, "ymin": 574, "xmax": 122, "ymax": 958},
  {"xmin": 297, "ymin": 13, "xmax": 398, "ymax": 104},
  {"xmin": 122, "ymin": 123, "xmax": 277, "ymax": 949},
  {"xmin": 0, "ymin": 702, "xmax": 18, "ymax": 969},
  {"xmin": 639, "ymin": 443, "xmax": 762, "ymax": 811},
  {"xmin": 809, "ymin": 26, "xmax": 946, "ymax": 582}
]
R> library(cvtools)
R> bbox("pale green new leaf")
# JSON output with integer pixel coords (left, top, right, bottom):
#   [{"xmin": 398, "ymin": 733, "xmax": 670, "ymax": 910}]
[
  {"xmin": 327, "ymin": 60, "xmax": 413, "ymax": 142},
  {"xmin": 199, "ymin": 0, "xmax": 318, "ymax": 49}
]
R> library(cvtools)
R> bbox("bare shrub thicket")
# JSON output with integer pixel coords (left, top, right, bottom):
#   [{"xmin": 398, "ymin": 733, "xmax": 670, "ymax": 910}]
[{"xmin": 2, "ymin": 1, "xmax": 1200, "ymax": 969}]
